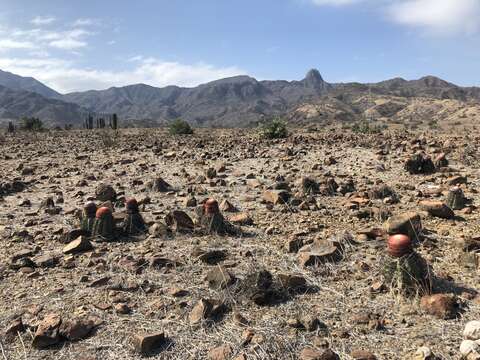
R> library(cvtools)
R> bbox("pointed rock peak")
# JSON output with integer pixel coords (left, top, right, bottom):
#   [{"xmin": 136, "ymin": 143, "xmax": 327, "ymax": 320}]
[{"xmin": 303, "ymin": 69, "xmax": 325, "ymax": 88}]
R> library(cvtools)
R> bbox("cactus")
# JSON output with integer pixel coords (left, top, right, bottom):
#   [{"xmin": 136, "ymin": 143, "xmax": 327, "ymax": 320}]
[
  {"xmin": 81, "ymin": 202, "xmax": 97, "ymax": 236},
  {"xmin": 382, "ymin": 251, "xmax": 432, "ymax": 296},
  {"xmin": 198, "ymin": 199, "xmax": 236, "ymax": 235},
  {"xmin": 111, "ymin": 114, "xmax": 118, "ymax": 130},
  {"xmin": 92, "ymin": 206, "xmax": 115, "ymax": 241},
  {"xmin": 123, "ymin": 198, "xmax": 147, "ymax": 235}
]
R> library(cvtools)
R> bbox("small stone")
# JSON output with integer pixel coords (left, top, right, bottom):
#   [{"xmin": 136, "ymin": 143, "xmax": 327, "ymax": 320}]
[
  {"xmin": 149, "ymin": 177, "xmax": 173, "ymax": 192},
  {"xmin": 278, "ymin": 273, "xmax": 307, "ymax": 291},
  {"xmin": 464, "ymin": 321, "xmax": 480, "ymax": 340},
  {"xmin": 165, "ymin": 211, "xmax": 194, "ymax": 232},
  {"xmin": 95, "ymin": 184, "xmax": 116, "ymax": 202},
  {"xmin": 420, "ymin": 201, "xmax": 455, "ymax": 219},
  {"xmin": 63, "ymin": 237, "xmax": 93, "ymax": 255},
  {"xmin": 207, "ymin": 344, "xmax": 233, "ymax": 360},
  {"xmin": 59, "ymin": 318, "xmax": 94, "ymax": 341},
  {"xmin": 298, "ymin": 240, "xmax": 342, "ymax": 266},
  {"xmin": 220, "ymin": 199, "xmax": 236, "ymax": 212},
  {"xmin": 115, "ymin": 303, "xmax": 131, "ymax": 314},
  {"xmin": 384, "ymin": 211, "xmax": 422, "ymax": 241},
  {"xmin": 189, "ymin": 299, "xmax": 227, "ymax": 324},
  {"xmin": 460, "ymin": 340, "xmax": 480, "ymax": 358},
  {"xmin": 32, "ymin": 313, "xmax": 62, "ymax": 349},
  {"xmin": 263, "ymin": 190, "xmax": 290, "ymax": 205},
  {"xmin": 206, "ymin": 266, "xmax": 234, "ymax": 289},
  {"xmin": 228, "ymin": 212, "xmax": 253, "ymax": 225},
  {"xmin": 420, "ymin": 294, "xmax": 458, "ymax": 319},
  {"xmin": 412, "ymin": 346, "xmax": 435, "ymax": 360},
  {"xmin": 350, "ymin": 350, "xmax": 377, "ymax": 360},
  {"xmin": 132, "ymin": 332, "xmax": 166, "ymax": 355}
]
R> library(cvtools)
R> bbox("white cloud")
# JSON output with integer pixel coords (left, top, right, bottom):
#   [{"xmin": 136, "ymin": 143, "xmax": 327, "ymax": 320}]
[
  {"xmin": 309, "ymin": 0, "xmax": 480, "ymax": 35},
  {"xmin": 1, "ymin": 25, "xmax": 93, "ymax": 51},
  {"xmin": 72, "ymin": 18, "xmax": 98, "ymax": 27},
  {"xmin": 388, "ymin": 0, "xmax": 480, "ymax": 35},
  {"xmin": 0, "ymin": 16, "xmax": 244, "ymax": 93},
  {"xmin": 49, "ymin": 38, "xmax": 87, "ymax": 50},
  {"xmin": 0, "ymin": 55, "xmax": 245, "ymax": 93},
  {"xmin": 0, "ymin": 39, "xmax": 36, "ymax": 51},
  {"xmin": 31, "ymin": 16, "xmax": 56, "ymax": 26}
]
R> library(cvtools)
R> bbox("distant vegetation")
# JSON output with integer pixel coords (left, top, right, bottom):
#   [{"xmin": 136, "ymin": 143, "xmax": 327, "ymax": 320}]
[
  {"xmin": 168, "ymin": 119, "xmax": 193, "ymax": 135},
  {"xmin": 20, "ymin": 117, "xmax": 44, "ymax": 132},
  {"xmin": 259, "ymin": 118, "xmax": 288, "ymax": 139},
  {"xmin": 349, "ymin": 119, "xmax": 385, "ymax": 134}
]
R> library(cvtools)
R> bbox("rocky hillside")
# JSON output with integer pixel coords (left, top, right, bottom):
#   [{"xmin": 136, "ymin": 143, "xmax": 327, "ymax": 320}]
[
  {"xmin": 0, "ymin": 69, "xmax": 61, "ymax": 100},
  {"xmin": 0, "ymin": 68, "xmax": 480, "ymax": 128},
  {"xmin": 0, "ymin": 84, "xmax": 86, "ymax": 127}
]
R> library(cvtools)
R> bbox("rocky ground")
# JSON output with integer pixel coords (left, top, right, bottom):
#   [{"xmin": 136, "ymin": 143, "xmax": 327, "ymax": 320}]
[{"xmin": 0, "ymin": 127, "xmax": 479, "ymax": 360}]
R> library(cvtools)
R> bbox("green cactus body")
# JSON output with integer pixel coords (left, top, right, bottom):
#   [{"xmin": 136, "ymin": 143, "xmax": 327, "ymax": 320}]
[
  {"xmin": 383, "ymin": 252, "xmax": 432, "ymax": 296},
  {"xmin": 92, "ymin": 213, "xmax": 115, "ymax": 241},
  {"xmin": 123, "ymin": 213, "xmax": 147, "ymax": 235},
  {"xmin": 81, "ymin": 217, "xmax": 96, "ymax": 236}
]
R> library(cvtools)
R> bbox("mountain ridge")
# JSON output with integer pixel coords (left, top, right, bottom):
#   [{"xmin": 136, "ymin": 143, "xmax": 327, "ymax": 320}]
[{"xmin": 1, "ymin": 69, "xmax": 480, "ymax": 127}]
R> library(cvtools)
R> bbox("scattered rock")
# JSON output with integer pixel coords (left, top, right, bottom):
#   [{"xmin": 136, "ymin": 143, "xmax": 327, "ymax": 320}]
[
  {"xmin": 420, "ymin": 294, "xmax": 459, "ymax": 319},
  {"xmin": 207, "ymin": 344, "xmax": 233, "ymax": 360},
  {"xmin": 132, "ymin": 332, "xmax": 166, "ymax": 355},
  {"xmin": 63, "ymin": 237, "xmax": 93, "ymax": 255},
  {"xmin": 420, "ymin": 201, "xmax": 455, "ymax": 219}
]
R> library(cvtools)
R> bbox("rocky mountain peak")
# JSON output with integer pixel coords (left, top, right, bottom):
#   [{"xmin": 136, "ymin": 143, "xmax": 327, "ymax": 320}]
[{"xmin": 302, "ymin": 69, "xmax": 325, "ymax": 89}]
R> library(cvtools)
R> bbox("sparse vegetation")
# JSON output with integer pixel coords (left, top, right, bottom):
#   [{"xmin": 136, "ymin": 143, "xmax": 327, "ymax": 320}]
[
  {"xmin": 20, "ymin": 117, "xmax": 44, "ymax": 132},
  {"xmin": 168, "ymin": 119, "xmax": 194, "ymax": 135},
  {"xmin": 259, "ymin": 117, "xmax": 288, "ymax": 139},
  {"xmin": 350, "ymin": 119, "xmax": 385, "ymax": 134}
]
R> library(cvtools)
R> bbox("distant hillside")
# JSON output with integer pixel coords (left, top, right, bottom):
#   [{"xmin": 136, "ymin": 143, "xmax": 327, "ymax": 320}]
[
  {"xmin": 0, "ymin": 69, "xmax": 61, "ymax": 100},
  {"xmin": 0, "ymin": 84, "xmax": 85, "ymax": 127},
  {"xmin": 0, "ymin": 68, "xmax": 479, "ymax": 128}
]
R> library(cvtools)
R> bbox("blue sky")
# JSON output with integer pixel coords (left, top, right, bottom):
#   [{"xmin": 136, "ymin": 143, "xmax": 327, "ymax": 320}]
[{"xmin": 0, "ymin": 0, "xmax": 479, "ymax": 93}]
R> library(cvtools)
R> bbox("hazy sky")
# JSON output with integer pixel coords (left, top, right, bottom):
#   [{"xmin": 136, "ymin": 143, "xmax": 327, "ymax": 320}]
[{"xmin": 0, "ymin": 0, "xmax": 479, "ymax": 93}]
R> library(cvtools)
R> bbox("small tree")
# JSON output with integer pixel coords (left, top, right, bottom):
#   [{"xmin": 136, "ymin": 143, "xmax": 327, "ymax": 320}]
[
  {"xmin": 21, "ymin": 117, "xmax": 44, "ymax": 132},
  {"xmin": 259, "ymin": 118, "xmax": 288, "ymax": 139},
  {"xmin": 168, "ymin": 119, "xmax": 193, "ymax": 135}
]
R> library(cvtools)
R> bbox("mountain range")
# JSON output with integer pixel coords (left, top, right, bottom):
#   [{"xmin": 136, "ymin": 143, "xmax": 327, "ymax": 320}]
[{"xmin": 0, "ymin": 68, "xmax": 479, "ymax": 128}]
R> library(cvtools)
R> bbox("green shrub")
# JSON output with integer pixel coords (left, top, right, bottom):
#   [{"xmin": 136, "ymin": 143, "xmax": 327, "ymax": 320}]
[
  {"xmin": 168, "ymin": 119, "xmax": 193, "ymax": 135},
  {"xmin": 21, "ymin": 117, "xmax": 44, "ymax": 132},
  {"xmin": 259, "ymin": 118, "xmax": 288, "ymax": 139},
  {"xmin": 351, "ymin": 120, "xmax": 384, "ymax": 134}
]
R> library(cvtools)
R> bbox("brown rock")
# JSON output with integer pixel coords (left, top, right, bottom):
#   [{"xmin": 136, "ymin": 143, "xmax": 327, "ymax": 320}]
[
  {"xmin": 228, "ymin": 212, "xmax": 253, "ymax": 225},
  {"xmin": 189, "ymin": 299, "xmax": 227, "ymax": 324},
  {"xmin": 298, "ymin": 240, "xmax": 342, "ymax": 266},
  {"xmin": 278, "ymin": 273, "xmax": 307, "ymax": 291},
  {"xmin": 95, "ymin": 184, "xmax": 116, "ymax": 201},
  {"xmin": 132, "ymin": 332, "xmax": 166, "ymax": 355},
  {"xmin": 351, "ymin": 350, "xmax": 377, "ymax": 360},
  {"xmin": 207, "ymin": 344, "xmax": 233, "ymax": 360},
  {"xmin": 263, "ymin": 190, "xmax": 290, "ymax": 205},
  {"xmin": 420, "ymin": 201, "xmax": 455, "ymax": 219},
  {"xmin": 32, "ymin": 313, "xmax": 62, "ymax": 349},
  {"xmin": 63, "ymin": 236, "xmax": 93, "ymax": 255},
  {"xmin": 220, "ymin": 199, "xmax": 236, "ymax": 212},
  {"xmin": 420, "ymin": 293, "xmax": 458, "ymax": 319},
  {"xmin": 206, "ymin": 266, "xmax": 234, "ymax": 289},
  {"xmin": 384, "ymin": 212, "xmax": 422, "ymax": 241},
  {"xmin": 59, "ymin": 318, "xmax": 94, "ymax": 341},
  {"xmin": 165, "ymin": 211, "xmax": 194, "ymax": 232}
]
